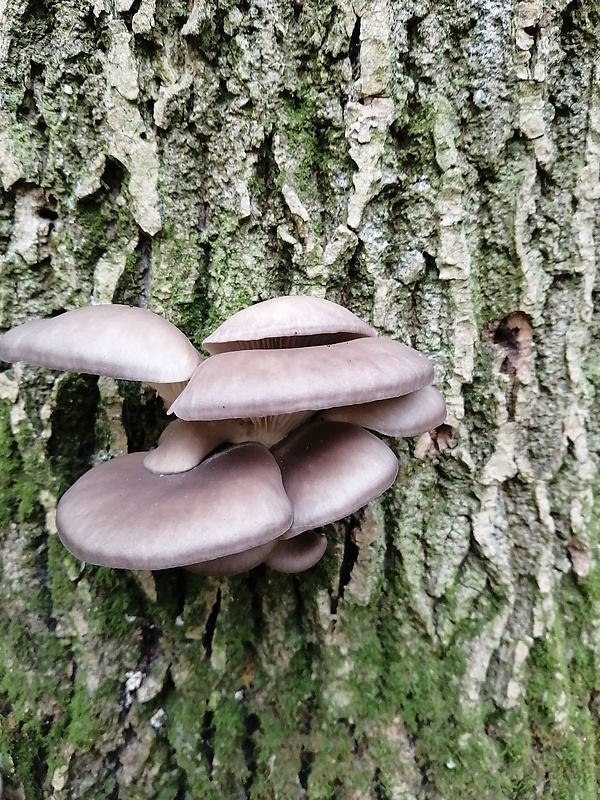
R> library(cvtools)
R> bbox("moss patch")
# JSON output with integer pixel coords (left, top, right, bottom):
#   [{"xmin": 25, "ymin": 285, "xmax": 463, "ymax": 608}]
[{"xmin": 0, "ymin": 403, "xmax": 40, "ymax": 525}]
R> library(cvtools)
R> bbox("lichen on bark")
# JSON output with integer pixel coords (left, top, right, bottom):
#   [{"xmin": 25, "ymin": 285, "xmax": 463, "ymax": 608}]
[{"xmin": 0, "ymin": 0, "xmax": 599, "ymax": 797}]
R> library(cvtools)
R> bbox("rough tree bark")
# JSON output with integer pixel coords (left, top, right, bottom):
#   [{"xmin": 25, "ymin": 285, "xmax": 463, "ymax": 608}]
[{"xmin": 0, "ymin": 0, "xmax": 599, "ymax": 797}]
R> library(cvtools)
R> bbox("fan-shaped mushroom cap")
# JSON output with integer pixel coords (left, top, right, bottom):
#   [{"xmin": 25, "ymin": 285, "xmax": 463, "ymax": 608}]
[
  {"xmin": 265, "ymin": 531, "xmax": 327, "ymax": 573},
  {"xmin": 203, "ymin": 295, "xmax": 375, "ymax": 354},
  {"xmin": 272, "ymin": 420, "xmax": 398, "ymax": 539},
  {"xmin": 186, "ymin": 540, "xmax": 278, "ymax": 577},
  {"xmin": 320, "ymin": 385, "xmax": 447, "ymax": 437},
  {"xmin": 56, "ymin": 445, "xmax": 293, "ymax": 570},
  {"xmin": 0, "ymin": 305, "xmax": 201, "ymax": 383},
  {"xmin": 171, "ymin": 338, "xmax": 434, "ymax": 421}
]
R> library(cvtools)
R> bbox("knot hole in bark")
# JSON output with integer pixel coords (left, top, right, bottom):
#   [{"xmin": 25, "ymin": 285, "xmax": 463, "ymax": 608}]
[{"xmin": 485, "ymin": 312, "xmax": 533, "ymax": 421}]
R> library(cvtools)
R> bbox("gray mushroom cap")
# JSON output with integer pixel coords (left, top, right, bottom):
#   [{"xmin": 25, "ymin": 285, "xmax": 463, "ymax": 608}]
[
  {"xmin": 320, "ymin": 385, "xmax": 447, "ymax": 437},
  {"xmin": 186, "ymin": 540, "xmax": 278, "ymax": 577},
  {"xmin": 203, "ymin": 295, "xmax": 375, "ymax": 354},
  {"xmin": 56, "ymin": 444, "xmax": 293, "ymax": 570},
  {"xmin": 265, "ymin": 531, "xmax": 327, "ymax": 573},
  {"xmin": 272, "ymin": 420, "xmax": 399, "ymax": 539},
  {"xmin": 0, "ymin": 305, "xmax": 201, "ymax": 383},
  {"xmin": 143, "ymin": 419, "xmax": 226, "ymax": 475},
  {"xmin": 171, "ymin": 337, "xmax": 434, "ymax": 421}
]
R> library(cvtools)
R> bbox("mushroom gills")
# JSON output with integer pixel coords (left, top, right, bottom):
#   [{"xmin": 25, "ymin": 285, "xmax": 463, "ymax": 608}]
[{"xmin": 203, "ymin": 295, "xmax": 375, "ymax": 354}]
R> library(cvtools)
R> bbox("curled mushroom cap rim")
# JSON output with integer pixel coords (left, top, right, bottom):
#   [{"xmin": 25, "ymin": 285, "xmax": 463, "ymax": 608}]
[
  {"xmin": 265, "ymin": 531, "xmax": 328, "ymax": 574},
  {"xmin": 186, "ymin": 540, "xmax": 279, "ymax": 577}
]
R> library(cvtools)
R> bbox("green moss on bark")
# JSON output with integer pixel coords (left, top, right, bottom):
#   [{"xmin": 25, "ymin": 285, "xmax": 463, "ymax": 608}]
[{"xmin": 0, "ymin": 403, "xmax": 40, "ymax": 525}]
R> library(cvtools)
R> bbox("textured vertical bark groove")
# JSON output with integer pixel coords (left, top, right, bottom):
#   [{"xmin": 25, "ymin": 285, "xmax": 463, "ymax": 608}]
[{"xmin": 0, "ymin": 0, "xmax": 599, "ymax": 797}]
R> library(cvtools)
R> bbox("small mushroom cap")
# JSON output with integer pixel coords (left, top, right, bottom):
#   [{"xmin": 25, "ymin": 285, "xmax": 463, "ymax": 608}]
[
  {"xmin": 171, "ymin": 338, "xmax": 434, "ymax": 421},
  {"xmin": 56, "ymin": 444, "xmax": 293, "ymax": 570},
  {"xmin": 203, "ymin": 295, "xmax": 375, "ymax": 354},
  {"xmin": 144, "ymin": 411, "xmax": 316, "ymax": 475},
  {"xmin": 265, "ymin": 531, "xmax": 327, "ymax": 573},
  {"xmin": 272, "ymin": 420, "xmax": 398, "ymax": 539},
  {"xmin": 0, "ymin": 305, "xmax": 201, "ymax": 383},
  {"xmin": 143, "ymin": 419, "xmax": 227, "ymax": 475},
  {"xmin": 186, "ymin": 540, "xmax": 278, "ymax": 577},
  {"xmin": 320, "ymin": 385, "xmax": 447, "ymax": 437}
]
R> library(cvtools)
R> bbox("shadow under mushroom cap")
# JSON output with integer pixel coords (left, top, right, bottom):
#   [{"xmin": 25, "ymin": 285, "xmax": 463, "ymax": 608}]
[{"xmin": 56, "ymin": 444, "xmax": 293, "ymax": 571}]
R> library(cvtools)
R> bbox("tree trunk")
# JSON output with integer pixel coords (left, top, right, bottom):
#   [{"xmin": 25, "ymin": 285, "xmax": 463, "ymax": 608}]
[{"xmin": 0, "ymin": 0, "xmax": 599, "ymax": 797}]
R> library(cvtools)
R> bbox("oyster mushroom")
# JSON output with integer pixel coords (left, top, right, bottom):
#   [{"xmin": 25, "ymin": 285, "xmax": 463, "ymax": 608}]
[
  {"xmin": 148, "ymin": 296, "xmax": 393, "ymax": 471},
  {"xmin": 56, "ymin": 445, "xmax": 292, "ymax": 571},
  {"xmin": 203, "ymin": 294, "xmax": 376, "ymax": 353},
  {"xmin": 186, "ymin": 540, "xmax": 279, "ymax": 577},
  {"xmin": 271, "ymin": 420, "xmax": 399, "ymax": 539},
  {"xmin": 143, "ymin": 412, "xmax": 314, "ymax": 475},
  {"xmin": 0, "ymin": 305, "xmax": 201, "ymax": 405},
  {"xmin": 0, "ymin": 295, "xmax": 446, "ymax": 577},
  {"xmin": 265, "ymin": 531, "xmax": 327, "ymax": 574},
  {"xmin": 319, "ymin": 384, "xmax": 447, "ymax": 437},
  {"xmin": 170, "ymin": 337, "xmax": 434, "ymax": 421}
]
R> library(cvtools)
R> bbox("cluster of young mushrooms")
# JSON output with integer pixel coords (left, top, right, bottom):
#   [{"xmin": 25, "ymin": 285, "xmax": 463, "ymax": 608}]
[{"xmin": 0, "ymin": 296, "xmax": 446, "ymax": 576}]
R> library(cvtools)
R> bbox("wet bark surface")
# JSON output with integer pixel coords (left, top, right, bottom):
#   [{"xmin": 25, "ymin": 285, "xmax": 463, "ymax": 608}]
[{"xmin": 0, "ymin": 0, "xmax": 599, "ymax": 797}]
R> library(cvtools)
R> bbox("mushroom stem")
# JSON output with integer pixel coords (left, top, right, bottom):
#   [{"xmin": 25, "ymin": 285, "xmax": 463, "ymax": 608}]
[{"xmin": 244, "ymin": 410, "xmax": 315, "ymax": 447}]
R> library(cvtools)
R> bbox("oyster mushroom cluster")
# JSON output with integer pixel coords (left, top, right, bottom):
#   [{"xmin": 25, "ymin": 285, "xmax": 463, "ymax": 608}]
[{"xmin": 0, "ymin": 296, "xmax": 446, "ymax": 576}]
